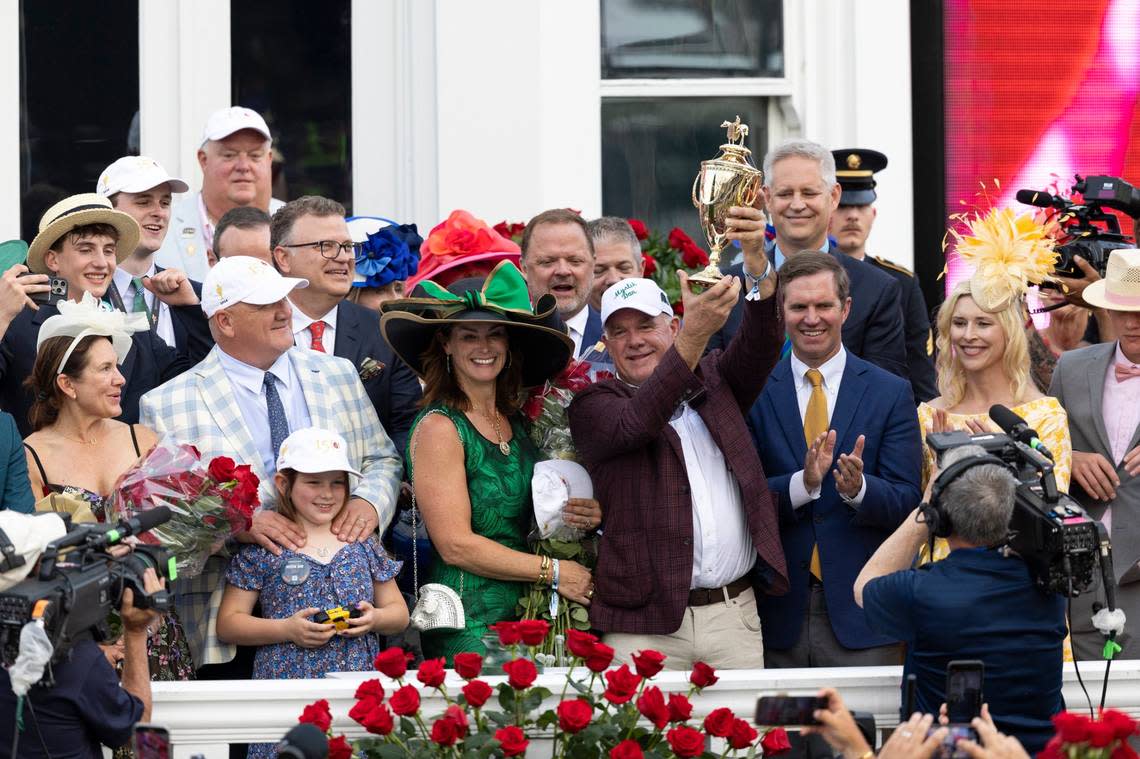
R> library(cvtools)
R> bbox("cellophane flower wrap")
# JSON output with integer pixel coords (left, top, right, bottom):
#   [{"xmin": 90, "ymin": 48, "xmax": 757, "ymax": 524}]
[{"xmin": 111, "ymin": 442, "xmax": 259, "ymax": 577}]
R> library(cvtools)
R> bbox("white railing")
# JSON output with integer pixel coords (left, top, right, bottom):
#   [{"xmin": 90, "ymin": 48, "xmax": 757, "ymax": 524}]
[{"xmin": 152, "ymin": 661, "xmax": 1140, "ymax": 759}]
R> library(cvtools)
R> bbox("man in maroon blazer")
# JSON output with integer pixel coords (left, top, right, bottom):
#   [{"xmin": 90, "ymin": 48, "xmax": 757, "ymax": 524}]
[{"xmin": 568, "ymin": 206, "xmax": 787, "ymax": 669}]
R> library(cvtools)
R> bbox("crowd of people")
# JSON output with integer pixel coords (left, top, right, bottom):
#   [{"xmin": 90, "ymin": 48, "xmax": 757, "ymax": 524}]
[{"xmin": 0, "ymin": 103, "xmax": 1136, "ymax": 758}]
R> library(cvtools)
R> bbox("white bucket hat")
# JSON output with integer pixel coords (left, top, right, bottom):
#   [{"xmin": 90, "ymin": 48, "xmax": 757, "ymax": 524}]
[
  {"xmin": 1083, "ymin": 249, "xmax": 1140, "ymax": 312},
  {"xmin": 201, "ymin": 255, "xmax": 308, "ymax": 318},
  {"xmin": 276, "ymin": 427, "xmax": 362, "ymax": 482},
  {"xmin": 0, "ymin": 512, "xmax": 67, "ymax": 592}
]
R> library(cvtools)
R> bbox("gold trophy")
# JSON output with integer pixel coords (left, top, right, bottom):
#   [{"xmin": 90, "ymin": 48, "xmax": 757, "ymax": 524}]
[{"xmin": 689, "ymin": 116, "xmax": 763, "ymax": 290}]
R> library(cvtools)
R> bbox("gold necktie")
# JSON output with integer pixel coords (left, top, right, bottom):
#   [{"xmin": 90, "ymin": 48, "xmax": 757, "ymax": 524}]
[{"xmin": 804, "ymin": 368, "xmax": 827, "ymax": 581}]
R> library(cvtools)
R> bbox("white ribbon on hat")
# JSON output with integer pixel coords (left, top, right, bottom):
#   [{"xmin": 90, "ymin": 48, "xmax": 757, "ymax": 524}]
[{"xmin": 37, "ymin": 293, "xmax": 149, "ymax": 375}]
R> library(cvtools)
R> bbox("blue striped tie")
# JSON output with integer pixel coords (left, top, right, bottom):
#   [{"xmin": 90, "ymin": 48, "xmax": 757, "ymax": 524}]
[{"xmin": 264, "ymin": 373, "xmax": 289, "ymax": 460}]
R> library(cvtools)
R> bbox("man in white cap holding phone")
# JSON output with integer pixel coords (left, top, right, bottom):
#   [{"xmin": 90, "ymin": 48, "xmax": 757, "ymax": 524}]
[{"xmin": 155, "ymin": 106, "xmax": 285, "ymax": 282}]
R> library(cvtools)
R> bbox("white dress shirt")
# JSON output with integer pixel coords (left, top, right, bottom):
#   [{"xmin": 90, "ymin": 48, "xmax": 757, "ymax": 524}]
[
  {"xmin": 1099, "ymin": 343, "xmax": 1140, "ymax": 534},
  {"xmin": 563, "ymin": 306, "xmax": 588, "ymax": 357},
  {"xmin": 216, "ymin": 348, "xmax": 313, "ymax": 475},
  {"xmin": 291, "ymin": 301, "xmax": 339, "ymax": 352},
  {"xmin": 112, "ymin": 264, "xmax": 176, "ymax": 348},
  {"xmin": 669, "ymin": 403, "xmax": 756, "ymax": 589},
  {"xmin": 787, "ymin": 347, "xmax": 868, "ymax": 507}
]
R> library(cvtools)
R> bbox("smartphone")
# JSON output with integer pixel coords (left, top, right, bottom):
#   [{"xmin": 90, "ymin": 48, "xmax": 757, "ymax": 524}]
[
  {"xmin": 755, "ymin": 695, "xmax": 828, "ymax": 726},
  {"xmin": 26, "ymin": 275, "xmax": 68, "ymax": 306},
  {"xmin": 930, "ymin": 724, "xmax": 980, "ymax": 759},
  {"xmin": 131, "ymin": 724, "xmax": 171, "ymax": 759},
  {"xmin": 945, "ymin": 660, "xmax": 984, "ymax": 724}
]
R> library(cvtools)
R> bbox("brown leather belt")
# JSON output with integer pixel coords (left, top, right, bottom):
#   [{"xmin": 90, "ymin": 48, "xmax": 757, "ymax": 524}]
[{"xmin": 688, "ymin": 576, "xmax": 752, "ymax": 607}]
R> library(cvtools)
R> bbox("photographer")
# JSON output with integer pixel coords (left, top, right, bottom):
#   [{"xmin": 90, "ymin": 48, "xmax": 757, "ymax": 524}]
[
  {"xmin": 0, "ymin": 511, "xmax": 164, "ymax": 758},
  {"xmin": 853, "ymin": 444, "xmax": 1066, "ymax": 754}
]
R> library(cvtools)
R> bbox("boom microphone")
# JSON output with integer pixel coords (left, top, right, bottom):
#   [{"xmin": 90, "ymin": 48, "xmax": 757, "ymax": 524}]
[
  {"xmin": 1015, "ymin": 189, "xmax": 1066, "ymax": 209},
  {"xmin": 988, "ymin": 404, "xmax": 1054, "ymax": 460},
  {"xmin": 278, "ymin": 723, "xmax": 329, "ymax": 759}
]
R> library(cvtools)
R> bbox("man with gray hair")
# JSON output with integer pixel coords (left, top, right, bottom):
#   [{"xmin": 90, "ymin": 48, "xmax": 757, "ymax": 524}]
[
  {"xmin": 708, "ymin": 138, "xmax": 907, "ymax": 379},
  {"xmin": 587, "ymin": 216, "xmax": 644, "ymax": 312},
  {"xmin": 854, "ymin": 444, "xmax": 1066, "ymax": 754}
]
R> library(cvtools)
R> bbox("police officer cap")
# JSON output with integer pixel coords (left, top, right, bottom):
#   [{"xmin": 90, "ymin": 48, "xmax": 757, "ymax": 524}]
[{"xmin": 832, "ymin": 148, "xmax": 888, "ymax": 206}]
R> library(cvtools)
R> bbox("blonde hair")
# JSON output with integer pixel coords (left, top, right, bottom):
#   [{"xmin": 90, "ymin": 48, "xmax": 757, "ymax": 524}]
[{"xmin": 934, "ymin": 280, "xmax": 1030, "ymax": 408}]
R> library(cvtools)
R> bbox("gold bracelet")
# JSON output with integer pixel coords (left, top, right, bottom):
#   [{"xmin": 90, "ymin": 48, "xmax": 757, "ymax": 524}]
[{"xmin": 856, "ymin": 749, "xmax": 874, "ymax": 759}]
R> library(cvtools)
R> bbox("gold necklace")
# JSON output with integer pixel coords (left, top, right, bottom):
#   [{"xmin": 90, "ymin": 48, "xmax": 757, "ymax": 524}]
[
  {"xmin": 476, "ymin": 406, "xmax": 511, "ymax": 455},
  {"xmin": 56, "ymin": 429, "xmax": 98, "ymax": 445}
]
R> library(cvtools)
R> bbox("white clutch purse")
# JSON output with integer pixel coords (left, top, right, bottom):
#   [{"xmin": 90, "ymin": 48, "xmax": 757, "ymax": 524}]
[{"xmin": 410, "ymin": 582, "xmax": 466, "ymax": 632}]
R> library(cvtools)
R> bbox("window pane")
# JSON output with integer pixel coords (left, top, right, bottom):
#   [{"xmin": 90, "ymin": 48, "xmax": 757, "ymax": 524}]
[
  {"xmin": 19, "ymin": 0, "xmax": 140, "ymax": 241},
  {"xmin": 601, "ymin": 0, "xmax": 783, "ymax": 79},
  {"xmin": 232, "ymin": 0, "xmax": 352, "ymax": 210},
  {"xmin": 602, "ymin": 97, "xmax": 768, "ymax": 249}
]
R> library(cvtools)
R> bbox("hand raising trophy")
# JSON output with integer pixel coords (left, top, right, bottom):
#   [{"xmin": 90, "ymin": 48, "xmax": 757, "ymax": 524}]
[{"xmin": 689, "ymin": 116, "xmax": 763, "ymax": 290}]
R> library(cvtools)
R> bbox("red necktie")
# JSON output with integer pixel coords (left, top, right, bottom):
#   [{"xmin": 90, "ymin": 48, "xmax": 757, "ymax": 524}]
[
  {"xmin": 309, "ymin": 321, "xmax": 327, "ymax": 353},
  {"xmin": 1115, "ymin": 362, "xmax": 1140, "ymax": 382}
]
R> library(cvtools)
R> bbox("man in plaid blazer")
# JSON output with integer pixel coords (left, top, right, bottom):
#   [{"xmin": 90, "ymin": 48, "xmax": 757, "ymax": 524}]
[
  {"xmin": 140, "ymin": 256, "xmax": 401, "ymax": 669},
  {"xmin": 569, "ymin": 205, "xmax": 787, "ymax": 669}
]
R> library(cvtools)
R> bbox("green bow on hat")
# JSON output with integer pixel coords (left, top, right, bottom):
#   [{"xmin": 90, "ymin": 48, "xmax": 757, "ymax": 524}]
[{"xmin": 415, "ymin": 260, "xmax": 538, "ymax": 317}]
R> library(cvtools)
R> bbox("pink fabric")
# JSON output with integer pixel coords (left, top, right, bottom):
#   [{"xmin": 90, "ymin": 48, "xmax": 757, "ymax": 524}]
[
  {"xmin": 1105, "ymin": 289, "xmax": 1140, "ymax": 308},
  {"xmin": 1102, "ymin": 344, "xmax": 1140, "ymax": 467},
  {"xmin": 1115, "ymin": 362, "xmax": 1140, "ymax": 382},
  {"xmin": 197, "ymin": 194, "xmax": 217, "ymax": 257}
]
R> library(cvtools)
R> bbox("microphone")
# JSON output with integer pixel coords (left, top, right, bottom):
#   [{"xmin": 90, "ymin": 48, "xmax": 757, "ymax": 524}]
[
  {"xmin": 988, "ymin": 404, "xmax": 1054, "ymax": 460},
  {"xmin": 103, "ymin": 506, "xmax": 172, "ymax": 545},
  {"xmin": 1015, "ymin": 189, "xmax": 1066, "ymax": 209},
  {"xmin": 277, "ymin": 723, "xmax": 329, "ymax": 759}
]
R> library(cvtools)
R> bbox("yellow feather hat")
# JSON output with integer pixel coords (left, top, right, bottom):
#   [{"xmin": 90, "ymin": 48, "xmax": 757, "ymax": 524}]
[{"xmin": 948, "ymin": 206, "xmax": 1059, "ymax": 313}]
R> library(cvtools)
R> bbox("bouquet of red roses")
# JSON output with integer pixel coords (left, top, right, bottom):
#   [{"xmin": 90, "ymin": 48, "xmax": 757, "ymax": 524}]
[
  {"xmin": 111, "ymin": 442, "xmax": 259, "ymax": 578},
  {"xmin": 1042, "ymin": 710, "xmax": 1139, "ymax": 759},
  {"xmin": 522, "ymin": 345, "xmax": 613, "ymax": 461}
]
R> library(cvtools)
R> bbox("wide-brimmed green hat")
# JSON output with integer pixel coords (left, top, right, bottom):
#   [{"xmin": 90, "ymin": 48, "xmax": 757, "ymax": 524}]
[{"xmin": 380, "ymin": 260, "xmax": 573, "ymax": 387}]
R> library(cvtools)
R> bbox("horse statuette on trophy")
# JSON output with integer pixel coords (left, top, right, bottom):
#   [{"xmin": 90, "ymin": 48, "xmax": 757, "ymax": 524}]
[{"xmin": 689, "ymin": 116, "xmax": 763, "ymax": 291}]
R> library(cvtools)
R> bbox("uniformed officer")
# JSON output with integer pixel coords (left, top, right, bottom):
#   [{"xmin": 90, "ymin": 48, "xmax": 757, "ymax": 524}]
[{"xmin": 829, "ymin": 149, "xmax": 937, "ymax": 402}]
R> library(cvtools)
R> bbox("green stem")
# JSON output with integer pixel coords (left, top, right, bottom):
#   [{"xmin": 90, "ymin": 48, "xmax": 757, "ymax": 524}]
[{"xmin": 413, "ymin": 712, "xmax": 431, "ymax": 741}]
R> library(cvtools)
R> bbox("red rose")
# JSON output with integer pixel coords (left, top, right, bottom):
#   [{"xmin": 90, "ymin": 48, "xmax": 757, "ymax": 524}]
[
  {"xmin": 729, "ymin": 719, "xmax": 759, "ymax": 750},
  {"xmin": 298, "ymin": 699, "xmax": 331, "ymax": 733},
  {"xmin": 566, "ymin": 629, "xmax": 599, "ymax": 659},
  {"xmin": 632, "ymin": 649, "xmax": 666, "ymax": 678},
  {"xmin": 493, "ymin": 221, "xmax": 515, "ymax": 238},
  {"xmin": 354, "ymin": 679, "xmax": 384, "ymax": 702},
  {"xmin": 703, "ymin": 707, "xmax": 736, "ymax": 738},
  {"xmin": 518, "ymin": 619, "xmax": 551, "ymax": 646},
  {"xmin": 416, "ymin": 657, "xmax": 447, "ymax": 688},
  {"xmin": 1113, "ymin": 743, "xmax": 1140, "ymax": 759},
  {"xmin": 557, "ymin": 698, "xmax": 594, "ymax": 733},
  {"xmin": 667, "ymin": 693, "xmax": 693, "ymax": 722},
  {"xmin": 1054, "ymin": 711, "xmax": 1093, "ymax": 743},
  {"xmin": 641, "ymin": 253, "xmax": 657, "ymax": 277},
  {"xmin": 1090, "ymin": 720, "xmax": 1118, "ymax": 748},
  {"xmin": 348, "ymin": 697, "xmax": 374, "ymax": 725},
  {"xmin": 668, "ymin": 227, "xmax": 694, "ymax": 250},
  {"xmin": 628, "ymin": 219, "xmax": 649, "ymax": 240},
  {"xmin": 585, "ymin": 642, "xmax": 616, "ymax": 672},
  {"xmin": 430, "ymin": 717, "xmax": 459, "ymax": 746},
  {"xmin": 689, "ymin": 661, "xmax": 718, "ymax": 688},
  {"xmin": 207, "ymin": 456, "xmax": 237, "ymax": 484},
  {"xmin": 522, "ymin": 390, "xmax": 545, "ymax": 422},
  {"xmin": 374, "ymin": 647, "xmax": 412, "ymax": 679},
  {"xmin": 502, "ymin": 657, "xmax": 538, "ymax": 690},
  {"xmin": 495, "ymin": 725, "xmax": 529, "ymax": 757},
  {"xmin": 666, "ymin": 725, "xmax": 706, "ymax": 758},
  {"xmin": 462, "ymin": 679, "xmax": 493, "ymax": 708},
  {"xmin": 453, "ymin": 652, "xmax": 483, "ymax": 680},
  {"xmin": 611, "ymin": 740, "xmax": 645, "ymax": 759},
  {"xmin": 1040, "ymin": 736, "xmax": 1064, "ymax": 759},
  {"xmin": 672, "ymin": 300, "xmax": 684, "ymax": 316},
  {"xmin": 491, "ymin": 621, "xmax": 522, "ymax": 646},
  {"xmin": 681, "ymin": 241, "xmax": 710, "ymax": 269},
  {"xmin": 443, "ymin": 705, "xmax": 469, "ymax": 737},
  {"xmin": 761, "ymin": 726, "xmax": 792, "ymax": 755},
  {"xmin": 327, "ymin": 735, "xmax": 353, "ymax": 759},
  {"xmin": 1102, "ymin": 710, "xmax": 1138, "ymax": 740},
  {"xmin": 636, "ymin": 686, "xmax": 669, "ymax": 729},
  {"xmin": 603, "ymin": 664, "xmax": 642, "ymax": 705},
  {"xmin": 388, "ymin": 684, "xmax": 421, "ymax": 716},
  {"xmin": 360, "ymin": 703, "xmax": 394, "ymax": 736}
]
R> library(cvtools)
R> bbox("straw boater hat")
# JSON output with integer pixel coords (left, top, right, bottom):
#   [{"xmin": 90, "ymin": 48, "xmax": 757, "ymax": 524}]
[
  {"xmin": 27, "ymin": 193, "xmax": 141, "ymax": 275},
  {"xmin": 380, "ymin": 260, "xmax": 573, "ymax": 388},
  {"xmin": 1083, "ymin": 249, "xmax": 1140, "ymax": 312}
]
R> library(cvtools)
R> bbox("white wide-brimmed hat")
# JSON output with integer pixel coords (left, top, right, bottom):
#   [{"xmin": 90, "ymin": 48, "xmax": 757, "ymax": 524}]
[
  {"xmin": 1083, "ymin": 249, "xmax": 1140, "ymax": 312},
  {"xmin": 27, "ymin": 194, "xmax": 141, "ymax": 275},
  {"xmin": 0, "ymin": 512, "xmax": 67, "ymax": 592}
]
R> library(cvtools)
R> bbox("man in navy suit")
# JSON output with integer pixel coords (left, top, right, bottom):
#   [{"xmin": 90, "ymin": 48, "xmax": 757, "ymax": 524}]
[
  {"xmin": 709, "ymin": 139, "xmax": 907, "ymax": 379},
  {"xmin": 748, "ymin": 251, "xmax": 922, "ymax": 667},
  {"xmin": 271, "ymin": 196, "xmax": 422, "ymax": 453}
]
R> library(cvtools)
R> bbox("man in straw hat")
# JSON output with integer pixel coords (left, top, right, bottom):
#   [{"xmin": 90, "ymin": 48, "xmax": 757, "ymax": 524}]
[
  {"xmin": 140, "ymin": 255, "xmax": 401, "ymax": 671},
  {"xmin": 0, "ymin": 193, "xmax": 212, "ymax": 436},
  {"xmin": 1051, "ymin": 248, "xmax": 1140, "ymax": 659},
  {"xmin": 0, "ymin": 511, "xmax": 166, "ymax": 757}
]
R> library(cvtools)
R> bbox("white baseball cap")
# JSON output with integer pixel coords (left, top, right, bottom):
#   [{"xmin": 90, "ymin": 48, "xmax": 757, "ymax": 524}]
[
  {"xmin": 96, "ymin": 156, "xmax": 189, "ymax": 197},
  {"xmin": 201, "ymin": 106, "xmax": 272, "ymax": 145},
  {"xmin": 201, "ymin": 255, "xmax": 308, "ymax": 318},
  {"xmin": 276, "ymin": 427, "xmax": 362, "ymax": 481},
  {"xmin": 0, "ymin": 512, "xmax": 67, "ymax": 592},
  {"xmin": 600, "ymin": 277, "xmax": 674, "ymax": 325}
]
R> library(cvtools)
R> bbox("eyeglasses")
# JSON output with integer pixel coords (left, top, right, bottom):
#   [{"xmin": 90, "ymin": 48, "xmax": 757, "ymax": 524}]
[{"xmin": 280, "ymin": 240, "xmax": 359, "ymax": 259}]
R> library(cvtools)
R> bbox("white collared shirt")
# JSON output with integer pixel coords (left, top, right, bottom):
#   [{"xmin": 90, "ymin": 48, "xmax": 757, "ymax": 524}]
[
  {"xmin": 563, "ymin": 306, "xmax": 588, "ymax": 357},
  {"xmin": 112, "ymin": 264, "xmax": 176, "ymax": 348},
  {"xmin": 787, "ymin": 347, "xmax": 868, "ymax": 507},
  {"xmin": 669, "ymin": 403, "xmax": 756, "ymax": 589},
  {"xmin": 216, "ymin": 348, "xmax": 313, "ymax": 475},
  {"xmin": 291, "ymin": 301, "xmax": 339, "ymax": 352}
]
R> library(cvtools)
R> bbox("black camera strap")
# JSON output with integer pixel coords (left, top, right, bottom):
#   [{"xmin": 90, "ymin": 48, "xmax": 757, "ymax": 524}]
[{"xmin": 0, "ymin": 528, "xmax": 25, "ymax": 574}]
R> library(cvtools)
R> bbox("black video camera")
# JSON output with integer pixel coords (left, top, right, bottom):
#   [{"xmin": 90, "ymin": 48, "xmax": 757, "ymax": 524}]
[
  {"xmin": 1016, "ymin": 174, "xmax": 1139, "ymax": 279},
  {"xmin": 926, "ymin": 408, "xmax": 1107, "ymax": 597},
  {"xmin": 0, "ymin": 507, "xmax": 176, "ymax": 672}
]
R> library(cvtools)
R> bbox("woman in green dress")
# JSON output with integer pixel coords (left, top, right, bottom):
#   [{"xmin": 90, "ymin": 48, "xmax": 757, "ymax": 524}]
[{"xmin": 381, "ymin": 262, "xmax": 598, "ymax": 660}]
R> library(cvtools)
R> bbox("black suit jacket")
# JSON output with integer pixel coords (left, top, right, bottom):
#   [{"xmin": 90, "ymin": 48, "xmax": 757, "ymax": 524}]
[
  {"xmin": 708, "ymin": 245, "xmax": 908, "ymax": 379},
  {"xmin": 334, "ymin": 300, "xmax": 421, "ymax": 455},
  {"xmin": 0, "ymin": 300, "xmax": 212, "ymax": 436},
  {"xmin": 150, "ymin": 266, "xmax": 208, "ymax": 356},
  {"xmin": 866, "ymin": 256, "xmax": 938, "ymax": 402}
]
